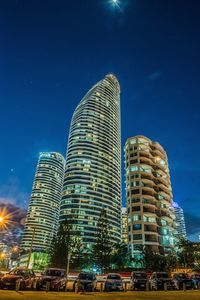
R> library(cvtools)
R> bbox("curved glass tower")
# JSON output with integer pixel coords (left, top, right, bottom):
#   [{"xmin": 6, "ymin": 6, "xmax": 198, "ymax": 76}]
[
  {"xmin": 60, "ymin": 74, "xmax": 121, "ymax": 247},
  {"xmin": 21, "ymin": 152, "xmax": 65, "ymax": 252}
]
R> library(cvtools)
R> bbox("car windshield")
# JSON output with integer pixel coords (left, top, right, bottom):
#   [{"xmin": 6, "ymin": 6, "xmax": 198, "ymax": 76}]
[
  {"xmin": 9, "ymin": 269, "xmax": 26, "ymax": 276},
  {"xmin": 177, "ymin": 274, "xmax": 189, "ymax": 279},
  {"xmin": 133, "ymin": 273, "xmax": 147, "ymax": 279},
  {"xmin": 44, "ymin": 270, "xmax": 63, "ymax": 277},
  {"xmin": 79, "ymin": 273, "xmax": 94, "ymax": 280},
  {"xmin": 107, "ymin": 274, "xmax": 121, "ymax": 280},
  {"xmin": 157, "ymin": 273, "xmax": 168, "ymax": 278}
]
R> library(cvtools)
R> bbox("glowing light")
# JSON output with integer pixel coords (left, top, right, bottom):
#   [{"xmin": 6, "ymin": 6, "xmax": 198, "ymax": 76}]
[
  {"xmin": 0, "ymin": 207, "xmax": 13, "ymax": 230},
  {"xmin": 12, "ymin": 246, "xmax": 18, "ymax": 252},
  {"xmin": 0, "ymin": 253, "xmax": 6, "ymax": 259},
  {"xmin": 111, "ymin": 0, "xmax": 119, "ymax": 6},
  {"xmin": 106, "ymin": 0, "xmax": 128, "ymax": 14}
]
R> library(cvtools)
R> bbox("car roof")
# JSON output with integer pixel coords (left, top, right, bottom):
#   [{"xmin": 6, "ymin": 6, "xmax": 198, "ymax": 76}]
[
  {"xmin": 13, "ymin": 267, "xmax": 31, "ymax": 270},
  {"xmin": 79, "ymin": 272, "xmax": 94, "ymax": 274},
  {"xmin": 46, "ymin": 268, "xmax": 65, "ymax": 271},
  {"xmin": 154, "ymin": 272, "xmax": 168, "ymax": 274}
]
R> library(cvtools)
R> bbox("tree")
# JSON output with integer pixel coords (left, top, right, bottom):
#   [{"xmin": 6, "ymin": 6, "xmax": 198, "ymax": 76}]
[
  {"xmin": 70, "ymin": 236, "xmax": 88, "ymax": 271},
  {"xmin": 165, "ymin": 251, "xmax": 179, "ymax": 271},
  {"xmin": 141, "ymin": 246, "xmax": 165, "ymax": 271},
  {"xmin": 92, "ymin": 209, "xmax": 112, "ymax": 273},
  {"xmin": 141, "ymin": 246, "xmax": 179, "ymax": 272},
  {"xmin": 49, "ymin": 220, "xmax": 71, "ymax": 269},
  {"xmin": 111, "ymin": 243, "xmax": 130, "ymax": 269},
  {"xmin": 177, "ymin": 238, "xmax": 196, "ymax": 268}
]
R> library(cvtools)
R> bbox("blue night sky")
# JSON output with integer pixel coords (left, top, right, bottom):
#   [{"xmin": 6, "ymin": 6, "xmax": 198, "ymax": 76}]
[{"xmin": 0, "ymin": 0, "xmax": 200, "ymax": 240}]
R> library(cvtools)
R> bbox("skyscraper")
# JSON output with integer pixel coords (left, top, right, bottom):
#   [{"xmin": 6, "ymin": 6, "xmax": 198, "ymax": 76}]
[
  {"xmin": 21, "ymin": 152, "xmax": 65, "ymax": 253},
  {"xmin": 125, "ymin": 135, "xmax": 176, "ymax": 259},
  {"xmin": 60, "ymin": 74, "xmax": 121, "ymax": 248},
  {"xmin": 173, "ymin": 202, "xmax": 187, "ymax": 239}
]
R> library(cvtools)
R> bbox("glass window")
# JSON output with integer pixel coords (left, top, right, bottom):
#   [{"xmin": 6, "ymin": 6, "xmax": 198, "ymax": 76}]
[
  {"xmin": 133, "ymin": 224, "xmax": 142, "ymax": 230},
  {"xmin": 130, "ymin": 166, "xmax": 139, "ymax": 172},
  {"xmin": 133, "ymin": 214, "xmax": 140, "ymax": 221},
  {"xmin": 132, "ymin": 234, "xmax": 142, "ymax": 240}
]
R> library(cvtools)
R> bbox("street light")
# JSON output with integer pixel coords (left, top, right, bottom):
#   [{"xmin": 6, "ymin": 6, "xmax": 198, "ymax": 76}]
[
  {"xmin": 0, "ymin": 252, "xmax": 6, "ymax": 259},
  {"xmin": 0, "ymin": 207, "xmax": 12, "ymax": 230}
]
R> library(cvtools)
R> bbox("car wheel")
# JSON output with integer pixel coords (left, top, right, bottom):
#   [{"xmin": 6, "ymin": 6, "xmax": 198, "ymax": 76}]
[
  {"xmin": 20, "ymin": 282, "xmax": 25, "ymax": 291},
  {"xmin": 63, "ymin": 284, "xmax": 67, "ymax": 292},
  {"xmin": 57, "ymin": 284, "xmax": 60, "ymax": 292},
  {"xmin": 73, "ymin": 283, "xmax": 76, "ymax": 292}
]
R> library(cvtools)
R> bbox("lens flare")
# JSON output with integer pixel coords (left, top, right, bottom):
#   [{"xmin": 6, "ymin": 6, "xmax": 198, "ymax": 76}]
[{"xmin": 0, "ymin": 207, "xmax": 13, "ymax": 230}]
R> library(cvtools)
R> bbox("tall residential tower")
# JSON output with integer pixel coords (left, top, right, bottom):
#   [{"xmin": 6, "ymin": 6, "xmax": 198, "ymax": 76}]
[
  {"xmin": 174, "ymin": 202, "xmax": 187, "ymax": 239},
  {"xmin": 60, "ymin": 74, "xmax": 121, "ymax": 247},
  {"xmin": 21, "ymin": 152, "xmax": 65, "ymax": 253},
  {"xmin": 125, "ymin": 136, "xmax": 176, "ymax": 259}
]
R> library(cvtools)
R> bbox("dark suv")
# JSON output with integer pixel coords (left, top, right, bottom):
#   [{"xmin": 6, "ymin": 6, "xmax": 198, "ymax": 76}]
[
  {"xmin": 73, "ymin": 272, "xmax": 97, "ymax": 292},
  {"xmin": 149, "ymin": 272, "xmax": 175, "ymax": 290},
  {"xmin": 0, "ymin": 267, "xmax": 35, "ymax": 290},
  {"xmin": 131, "ymin": 272, "xmax": 148, "ymax": 290},
  {"xmin": 36, "ymin": 268, "xmax": 67, "ymax": 291},
  {"xmin": 173, "ymin": 273, "xmax": 193, "ymax": 290}
]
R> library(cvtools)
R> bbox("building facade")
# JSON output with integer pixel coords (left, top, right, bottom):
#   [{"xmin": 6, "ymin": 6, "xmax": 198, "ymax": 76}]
[
  {"xmin": 125, "ymin": 136, "xmax": 176, "ymax": 259},
  {"xmin": 60, "ymin": 74, "xmax": 121, "ymax": 248},
  {"xmin": 174, "ymin": 202, "xmax": 187, "ymax": 239},
  {"xmin": 121, "ymin": 207, "xmax": 128, "ymax": 244},
  {"xmin": 21, "ymin": 152, "xmax": 65, "ymax": 253}
]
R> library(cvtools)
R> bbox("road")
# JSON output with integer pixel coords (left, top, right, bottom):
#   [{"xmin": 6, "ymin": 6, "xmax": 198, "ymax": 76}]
[{"xmin": 0, "ymin": 291, "xmax": 200, "ymax": 300}]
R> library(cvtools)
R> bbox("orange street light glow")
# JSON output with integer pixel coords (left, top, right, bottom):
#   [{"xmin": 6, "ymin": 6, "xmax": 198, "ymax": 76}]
[{"xmin": 0, "ymin": 207, "xmax": 13, "ymax": 230}]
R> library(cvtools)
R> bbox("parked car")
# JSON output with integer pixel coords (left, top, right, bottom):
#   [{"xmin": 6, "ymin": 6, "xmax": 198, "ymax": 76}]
[
  {"xmin": 191, "ymin": 274, "xmax": 200, "ymax": 289},
  {"xmin": 173, "ymin": 273, "xmax": 193, "ymax": 290},
  {"xmin": 130, "ymin": 271, "xmax": 148, "ymax": 290},
  {"xmin": 73, "ymin": 272, "xmax": 97, "ymax": 292},
  {"xmin": 104, "ymin": 273, "xmax": 124, "ymax": 291},
  {"xmin": 0, "ymin": 267, "xmax": 35, "ymax": 290},
  {"xmin": 149, "ymin": 272, "xmax": 175, "ymax": 290},
  {"xmin": 36, "ymin": 268, "xmax": 67, "ymax": 291}
]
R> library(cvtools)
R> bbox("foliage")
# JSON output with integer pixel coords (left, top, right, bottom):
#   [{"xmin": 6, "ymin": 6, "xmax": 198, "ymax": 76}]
[
  {"xmin": 49, "ymin": 220, "xmax": 71, "ymax": 269},
  {"xmin": 177, "ymin": 238, "xmax": 198, "ymax": 268},
  {"xmin": 140, "ymin": 246, "xmax": 178, "ymax": 272},
  {"xmin": 49, "ymin": 219, "xmax": 87, "ymax": 271},
  {"xmin": 70, "ymin": 236, "xmax": 89, "ymax": 271},
  {"xmin": 92, "ymin": 209, "xmax": 113, "ymax": 273},
  {"xmin": 111, "ymin": 243, "xmax": 130, "ymax": 269}
]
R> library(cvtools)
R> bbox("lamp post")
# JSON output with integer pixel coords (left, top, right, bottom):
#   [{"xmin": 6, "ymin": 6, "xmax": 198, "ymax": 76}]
[{"xmin": 66, "ymin": 252, "xmax": 71, "ymax": 290}]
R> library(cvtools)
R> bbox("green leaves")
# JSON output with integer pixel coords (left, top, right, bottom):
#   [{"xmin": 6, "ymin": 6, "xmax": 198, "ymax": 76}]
[{"xmin": 92, "ymin": 209, "xmax": 113, "ymax": 273}]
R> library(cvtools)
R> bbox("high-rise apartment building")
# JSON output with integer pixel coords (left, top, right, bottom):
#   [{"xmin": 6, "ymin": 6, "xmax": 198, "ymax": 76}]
[
  {"xmin": 125, "ymin": 136, "xmax": 176, "ymax": 259},
  {"xmin": 121, "ymin": 207, "xmax": 128, "ymax": 244},
  {"xmin": 174, "ymin": 202, "xmax": 187, "ymax": 239},
  {"xmin": 21, "ymin": 152, "xmax": 65, "ymax": 252},
  {"xmin": 60, "ymin": 74, "xmax": 121, "ymax": 247}
]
